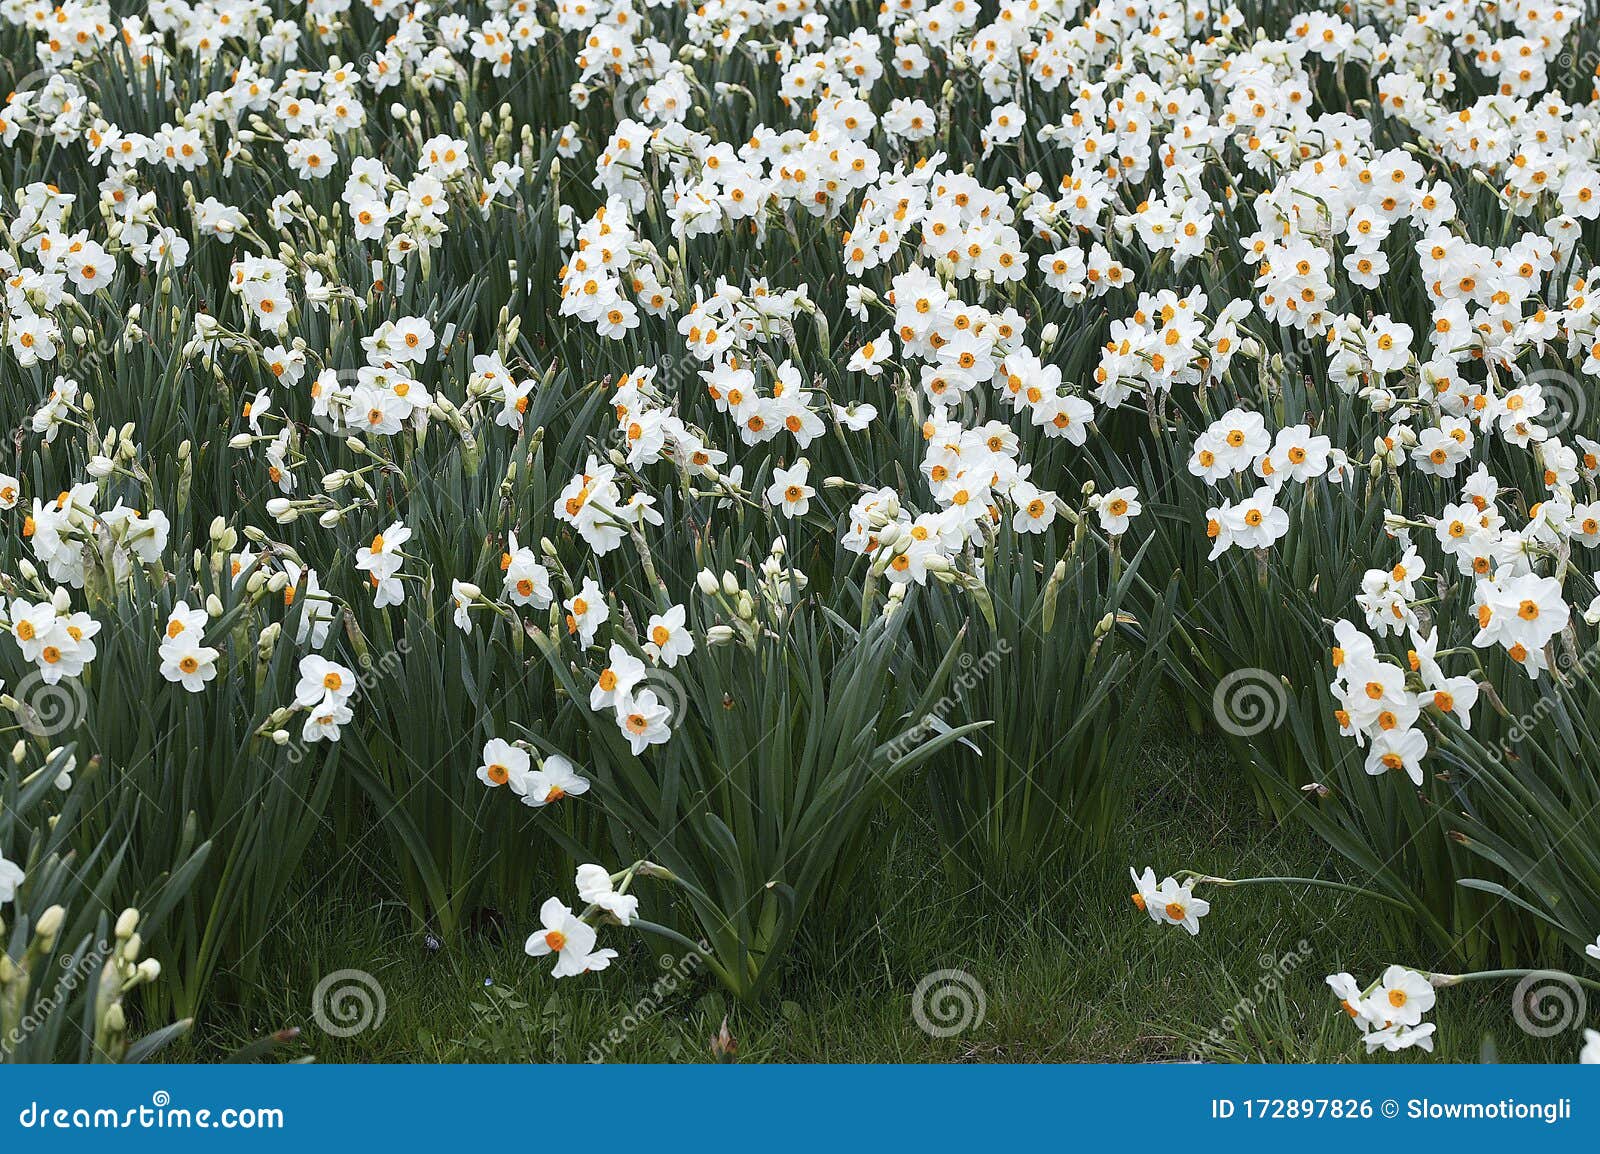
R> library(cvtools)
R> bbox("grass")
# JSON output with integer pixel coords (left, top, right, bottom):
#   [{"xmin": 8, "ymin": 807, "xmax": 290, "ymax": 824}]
[{"xmin": 179, "ymin": 706, "xmax": 1574, "ymax": 1063}]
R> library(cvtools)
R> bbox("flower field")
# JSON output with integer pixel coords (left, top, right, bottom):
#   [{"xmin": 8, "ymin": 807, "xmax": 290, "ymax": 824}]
[{"xmin": 3, "ymin": 0, "xmax": 1600, "ymax": 1065}]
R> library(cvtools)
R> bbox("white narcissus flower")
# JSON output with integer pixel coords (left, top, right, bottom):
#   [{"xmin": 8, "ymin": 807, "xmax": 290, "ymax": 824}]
[
  {"xmin": 767, "ymin": 460, "xmax": 815, "ymax": 518},
  {"xmin": 160, "ymin": 601, "xmax": 209, "ymax": 654},
  {"xmin": 1586, "ymin": 934, "xmax": 1600, "ymax": 962},
  {"xmin": 1582, "ymin": 1029, "xmax": 1600, "ymax": 1065},
  {"xmin": 1128, "ymin": 866, "xmax": 1161, "ymax": 924},
  {"xmin": 1149, "ymin": 876, "xmax": 1209, "ymax": 935},
  {"xmin": 159, "ymin": 639, "xmax": 220, "ymax": 692},
  {"xmin": 1366, "ymin": 317, "xmax": 1413, "ymax": 375},
  {"xmin": 295, "ymin": 655, "xmax": 356, "ymax": 707},
  {"xmin": 302, "ymin": 696, "xmax": 353, "ymax": 743},
  {"xmin": 1584, "ymin": 577, "xmax": 1600, "ymax": 627},
  {"xmin": 846, "ymin": 331, "xmax": 892, "ymax": 377},
  {"xmin": 517, "ymin": 755, "xmax": 590, "ymax": 807},
  {"xmin": 590, "ymin": 644, "xmax": 646, "ymax": 712},
  {"xmin": 832, "ymin": 402, "xmax": 877, "ymax": 431},
  {"xmin": 451, "ymin": 579, "xmax": 476, "ymax": 633},
  {"xmin": 10, "ymin": 598, "xmax": 57, "ymax": 664},
  {"xmin": 1362, "ymin": 1022, "xmax": 1435, "ymax": 1054},
  {"xmin": 614, "ymin": 690, "xmax": 673, "ymax": 755},
  {"xmin": 644, "ymin": 604, "xmax": 693, "ymax": 667},
  {"xmin": 0, "ymin": 854, "xmax": 24, "ymax": 906},
  {"xmin": 1368, "ymin": 964, "xmax": 1436, "ymax": 1028},
  {"xmin": 373, "ymin": 573, "xmax": 406, "ymax": 609},
  {"xmin": 1363, "ymin": 727, "xmax": 1428, "ymax": 786},
  {"xmin": 1095, "ymin": 486, "xmax": 1140, "ymax": 535},
  {"xmin": 503, "ymin": 532, "xmax": 552, "ymax": 608},
  {"xmin": 478, "ymin": 738, "xmax": 530, "ymax": 790},
  {"xmin": 525, "ymin": 897, "xmax": 600, "ymax": 978},
  {"xmin": 1325, "ymin": 972, "xmax": 1378, "ymax": 1034},
  {"xmin": 1009, "ymin": 481, "xmax": 1057, "ymax": 534},
  {"xmin": 43, "ymin": 747, "xmax": 76, "ymax": 792},
  {"xmin": 575, "ymin": 864, "xmax": 639, "ymax": 926},
  {"xmin": 1227, "ymin": 487, "xmax": 1289, "ymax": 549},
  {"xmin": 564, "ymin": 578, "xmax": 610, "ymax": 647},
  {"xmin": 355, "ymin": 520, "xmax": 410, "ymax": 581}
]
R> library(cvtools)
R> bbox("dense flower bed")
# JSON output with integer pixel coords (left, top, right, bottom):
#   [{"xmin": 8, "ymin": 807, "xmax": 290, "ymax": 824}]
[{"xmin": 2, "ymin": 0, "xmax": 1600, "ymax": 1061}]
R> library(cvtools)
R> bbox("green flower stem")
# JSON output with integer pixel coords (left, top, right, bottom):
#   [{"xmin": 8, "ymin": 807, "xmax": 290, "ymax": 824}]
[
  {"xmin": 1179, "ymin": 873, "xmax": 1415, "ymax": 912},
  {"xmin": 1427, "ymin": 968, "xmax": 1600, "ymax": 993}
]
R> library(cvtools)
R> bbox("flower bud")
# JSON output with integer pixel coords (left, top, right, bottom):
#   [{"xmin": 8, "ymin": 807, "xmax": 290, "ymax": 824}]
[
  {"xmin": 114, "ymin": 902, "xmax": 139, "ymax": 941},
  {"xmin": 35, "ymin": 904, "xmax": 65, "ymax": 941}
]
